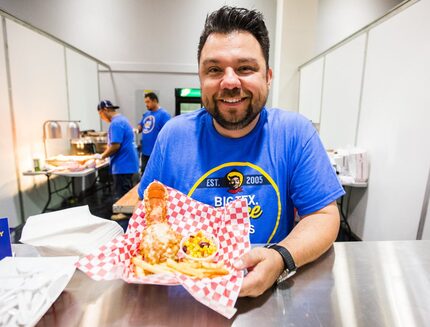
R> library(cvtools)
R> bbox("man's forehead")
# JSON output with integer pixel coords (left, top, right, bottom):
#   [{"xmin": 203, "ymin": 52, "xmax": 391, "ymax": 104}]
[
  {"xmin": 199, "ymin": 31, "xmax": 264, "ymax": 64},
  {"xmin": 207, "ymin": 30, "xmax": 254, "ymax": 41},
  {"xmin": 201, "ymin": 57, "xmax": 259, "ymax": 66},
  {"xmin": 203, "ymin": 31, "xmax": 257, "ymax": 48}
]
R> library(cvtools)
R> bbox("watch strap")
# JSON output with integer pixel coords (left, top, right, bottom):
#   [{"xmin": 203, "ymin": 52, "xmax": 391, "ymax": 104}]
[{"xmin": 265, "ymin": 244, "xmax": 297, "ymax": 283}]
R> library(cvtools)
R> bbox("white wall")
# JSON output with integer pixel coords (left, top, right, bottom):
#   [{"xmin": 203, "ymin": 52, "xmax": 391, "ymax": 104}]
[
  {"xmin": 299, "ymin": 0, "xmax": 430, "ymax": 240},
  {"xmin": 297, "ymin": 57, "xmax": 324, "ymax": 123},
  {"xmin": 319, "ymin": 34, "xmax": 366, "ymax": 149},
  {"xmin": 0, "ymin": 0, "xmax": 276, "ymax": 67},
  {"xmin": 274, "ymin": 0, "xmax": 319, "ymax": 111},
  {"xmin": 285, "ymin": 0, "xmax": 407, "ymax": 120},
  {"xmin": 0, "ymin": 15, "xmax": 103, "ymax": 226},
  {"xmin": 315, "ymin": 0, "xmax": 404, "ymax": 54},
  {"xmin": 422, "ymin": 182, "xmax": 430, "ymax": 239},
  {"xmin": 66, "ymin": 49, "xmax": 100, "ymax": 132},
  {"xmin": 353, "ymin": 0, "xmax": 430, "ymax": 240},
  {"xmin": 7, "ymin": 19, "xmax": 69, "ymax": 219},
  {"xmin": 0, "ymin": 18, "xmax": 21, "ymax": 226},
  {"xmin": 276, "ymin": 0, "xmax": 406, "ymax": 111}
]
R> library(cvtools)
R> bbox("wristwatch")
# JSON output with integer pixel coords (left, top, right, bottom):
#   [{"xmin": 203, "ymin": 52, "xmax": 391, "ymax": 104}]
[{"xmin": 265, "ymin": 244, "xmax": 297, "ymax": 284}]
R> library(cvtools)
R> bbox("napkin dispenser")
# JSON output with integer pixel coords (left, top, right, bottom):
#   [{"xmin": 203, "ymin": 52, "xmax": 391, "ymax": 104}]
[
  {"xmin": 347, "ymin": 150, "xmax": 369, "ymax": 183},
  {"xmin": 332, "ymin": 148, "xmax": 369, "ymax": 183}
]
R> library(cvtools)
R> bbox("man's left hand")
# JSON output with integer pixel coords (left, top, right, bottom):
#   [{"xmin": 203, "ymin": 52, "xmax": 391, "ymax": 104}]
[{"xmin": 234, "ymin": 247, "xmax": 284, "ymax": 297}]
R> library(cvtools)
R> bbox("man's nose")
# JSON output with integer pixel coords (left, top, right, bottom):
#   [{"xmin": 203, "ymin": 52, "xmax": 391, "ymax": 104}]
[{"xmin": 220, "ymin": 67, "xmax": 241, "ymax": 89}]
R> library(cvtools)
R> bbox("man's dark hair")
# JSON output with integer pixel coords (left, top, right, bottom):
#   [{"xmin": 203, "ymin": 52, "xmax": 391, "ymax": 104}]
[
  {"xmin": 197, "ymin": 6, "xmax": 270, "ymax": 69},
  {"xmin": 144, "ymin": 92, "xmax": 159, "ymax": 102}
]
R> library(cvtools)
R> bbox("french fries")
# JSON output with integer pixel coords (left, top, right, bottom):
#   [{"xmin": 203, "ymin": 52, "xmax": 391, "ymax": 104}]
[
  {"xmin": 132, "ymin": 255, "xmax": 229, "ymax": 279},
  {"xmin": 166, "ymin": 259, "xmax": 205, "ymax": 278},
  {"xmin": 132, "ymin": 255, "xmax": 175, "ymax": 276}
]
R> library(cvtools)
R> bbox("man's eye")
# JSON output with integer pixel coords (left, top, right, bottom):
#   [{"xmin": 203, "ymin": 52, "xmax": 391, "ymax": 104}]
[
  {"xmin": 238, "ymin": 66, "xmax": 256, "ymax": 73},
  {"xmin": 207, "ymin": 67, "xmax": 221, "ymax": 74}
]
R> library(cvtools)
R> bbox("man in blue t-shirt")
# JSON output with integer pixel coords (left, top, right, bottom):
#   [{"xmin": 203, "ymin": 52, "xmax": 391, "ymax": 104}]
[
  {"xmin": 138, "ymin": 6, "xmax": 345, "ymax": 297},
  {"xmin": 137, "ymin": 92, "xmax": 171, "ymax": 175},
  {"xmin": 96, "ymin": 100, "xmax": 139, "ymax": 202}
]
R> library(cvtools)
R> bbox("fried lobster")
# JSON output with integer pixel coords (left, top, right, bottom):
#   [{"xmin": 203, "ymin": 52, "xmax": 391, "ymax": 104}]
[{"xmin": 139, "ymin": 181, "xmax": 181, "ymax": 264}]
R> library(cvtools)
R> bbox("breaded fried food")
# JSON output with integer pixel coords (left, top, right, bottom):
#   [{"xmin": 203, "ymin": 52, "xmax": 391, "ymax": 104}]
[
  {"xmin": 139, "ymin": 182, "xmax": 181, "ymax": 264},
  {"xmin": 139, "ymin": 222, "xmax": 182, "ymax": 264},
  {"xmin": 144, "ymin": 181, "xmax": 168, "ymax": 225}
]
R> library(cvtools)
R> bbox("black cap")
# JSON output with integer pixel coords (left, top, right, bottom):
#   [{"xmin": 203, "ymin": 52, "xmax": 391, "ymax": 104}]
[{"xmin": 97, "ymin": 100, "xmax": 119, "ymax": 110}]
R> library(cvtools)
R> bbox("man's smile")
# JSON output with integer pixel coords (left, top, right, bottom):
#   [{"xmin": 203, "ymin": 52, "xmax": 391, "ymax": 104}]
[
  {"xmin": 221, "ymin": 98, "xmax": 243, "ymax": 103},
  {"xmin": 217, "ymin": 96, "xmax": 249, "ymax": 107}
]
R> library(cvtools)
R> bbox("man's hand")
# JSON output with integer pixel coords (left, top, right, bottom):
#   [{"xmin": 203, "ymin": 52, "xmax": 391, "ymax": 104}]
[
  {"xmin": 233, "ymin": 202, "xmax": 340, "ymax": 298},
  {"xmin": 234, "ymin": 247, "xmax": 284, "ymax": 297},
  {"xmin": 93, "ymin": 153, "xmax": 103, "ymax": 160}
]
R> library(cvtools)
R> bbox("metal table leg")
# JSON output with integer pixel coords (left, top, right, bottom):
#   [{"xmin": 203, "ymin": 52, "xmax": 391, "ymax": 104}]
[{"xmin": 42, "ymin": 174, "xmax": 53, "ymax": 213}]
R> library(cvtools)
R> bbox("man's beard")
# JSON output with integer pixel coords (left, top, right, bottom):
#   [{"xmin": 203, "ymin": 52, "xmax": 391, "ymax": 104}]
[{"xmin": 204, "ymin": 90, "xmax": 266, "ymax": 131}]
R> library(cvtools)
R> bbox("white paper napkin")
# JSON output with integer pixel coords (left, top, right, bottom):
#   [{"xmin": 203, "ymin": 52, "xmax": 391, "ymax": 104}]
[
  {"xmin": 20, "ymin": 205, "xmax": 124, "ymax": 257},
  {"xmin": 0, "ymin": 256, "xmax": 77, "ymax": 327}
]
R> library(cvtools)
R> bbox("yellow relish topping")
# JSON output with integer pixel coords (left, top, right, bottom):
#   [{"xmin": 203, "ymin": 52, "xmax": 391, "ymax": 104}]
[{"xmin": 182, "ymin": 231, "xmax": 217, "ymax": 258}]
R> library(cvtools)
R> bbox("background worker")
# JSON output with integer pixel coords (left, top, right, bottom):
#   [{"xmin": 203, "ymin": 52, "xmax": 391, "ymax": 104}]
[
  {"xmin": 137, "ymin": 6, "xmax": 345, "ymax": 297},
  {"xmin": 96, "ymin": 100, "xmax": 139, "ymax": 204},
  {"xmin": 137, "ymin": 92, "xmax": 171, "ymax": 174}
]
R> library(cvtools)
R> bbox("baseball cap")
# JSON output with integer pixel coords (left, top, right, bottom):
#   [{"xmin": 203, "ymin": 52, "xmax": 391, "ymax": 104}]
[{"xmin": 97, "ymin": 100, "xmax": 119, "ymax": 110}]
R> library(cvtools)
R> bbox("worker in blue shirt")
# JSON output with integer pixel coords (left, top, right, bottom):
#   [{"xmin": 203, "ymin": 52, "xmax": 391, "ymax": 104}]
[
  {"xmin": 96, "ymin": 100, "xmax": 139, "ymax": 202},
  {"xmin": 137, "ymin": 92, "xmax": 171, "ymax": 174}
]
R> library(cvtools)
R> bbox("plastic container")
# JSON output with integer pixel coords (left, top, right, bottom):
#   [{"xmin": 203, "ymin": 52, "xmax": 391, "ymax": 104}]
[
  {"xmin": 33, "ymin": 158, "xmax": 41, "ymax": 172},
  {"xmin": 180, "ymin": 231, "xmax": 219, "ymax": 261}
]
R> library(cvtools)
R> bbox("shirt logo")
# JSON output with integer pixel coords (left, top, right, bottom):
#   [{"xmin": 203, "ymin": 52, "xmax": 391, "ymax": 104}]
[
  {"xmin": 142, "ymin": 116, "xmax": 155, "ymax": 134},
  {"xmin": 187, "ymin": 162, "xmax": 282, "ymax": 243},
  {"xmin": 226, "ymin": 169, "xmax": 243, "ymax": 194}
]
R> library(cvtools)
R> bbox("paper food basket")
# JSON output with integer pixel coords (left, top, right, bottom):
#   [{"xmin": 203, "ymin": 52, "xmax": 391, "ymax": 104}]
[{"xmin": 77, "ymin": 182, "xmax": 250, "ymax": 318}]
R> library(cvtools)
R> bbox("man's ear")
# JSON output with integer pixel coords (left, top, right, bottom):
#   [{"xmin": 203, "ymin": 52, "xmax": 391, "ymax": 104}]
[{"xmin": 266, "ymin": 67, "xmax": 273, "ymax": 88}]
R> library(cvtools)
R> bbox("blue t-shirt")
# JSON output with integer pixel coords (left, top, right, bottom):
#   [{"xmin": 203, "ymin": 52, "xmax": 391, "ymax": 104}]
[
  {"xmin": 109, "ymin": 114, "xmax": 139, "ymax": 174},
  {"xmin": 138, "ymin": 108, "xmax": 345, "ymax": 243},
  {"xmin": 138, "ymin": 108, "xmax": 171, "ymax": 156}
]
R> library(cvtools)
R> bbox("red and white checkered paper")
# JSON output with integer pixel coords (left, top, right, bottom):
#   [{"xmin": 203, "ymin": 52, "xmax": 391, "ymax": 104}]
[{"xmin": 76, "ymin": 182, "xmax": 250, "ymax": 318}]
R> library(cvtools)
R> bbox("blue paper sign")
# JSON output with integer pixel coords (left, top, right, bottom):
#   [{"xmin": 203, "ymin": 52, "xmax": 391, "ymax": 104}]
[{"xmin": 0, "ymin": 217, "xmax": 13, "ymax": 260}]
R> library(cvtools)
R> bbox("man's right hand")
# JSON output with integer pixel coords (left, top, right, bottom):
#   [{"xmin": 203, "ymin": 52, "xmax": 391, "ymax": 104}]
[
  {"xmin": 234, "ymin": 247, "xmax": 284, "ymax": 297},
  {"xmin": 93, "ymin": 153, "xmax": 103, "ymax": 160}
]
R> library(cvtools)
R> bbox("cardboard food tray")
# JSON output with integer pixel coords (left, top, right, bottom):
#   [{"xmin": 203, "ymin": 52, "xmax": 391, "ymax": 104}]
[{"xmin": 77, "ymin": 182, "xmax": 250, "ymax": 318}]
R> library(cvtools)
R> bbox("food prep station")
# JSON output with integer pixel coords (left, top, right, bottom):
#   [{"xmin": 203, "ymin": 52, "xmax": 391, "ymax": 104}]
[
  {"xmin": 23, "ymin": 126, "xmax": 111, "ymax": 213},
  {"xmin": 23, "ymin": 158, "xmax": 109, "ymax": 213}
]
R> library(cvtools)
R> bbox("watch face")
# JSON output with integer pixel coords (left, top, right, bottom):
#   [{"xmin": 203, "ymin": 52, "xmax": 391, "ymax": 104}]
[
  {"xmin": 277, "ymin": 269, "xmax": 296, "ymax": 284},
  {"xmin": 287, "ymin": 270, "xmax": 296, "ymax": 278}
]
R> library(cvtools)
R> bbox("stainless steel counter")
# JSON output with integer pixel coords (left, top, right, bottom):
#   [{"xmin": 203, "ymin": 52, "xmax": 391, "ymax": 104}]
[{"xmin": 36, "ymin": 241, "xmax": 430, "ymax": 326}]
